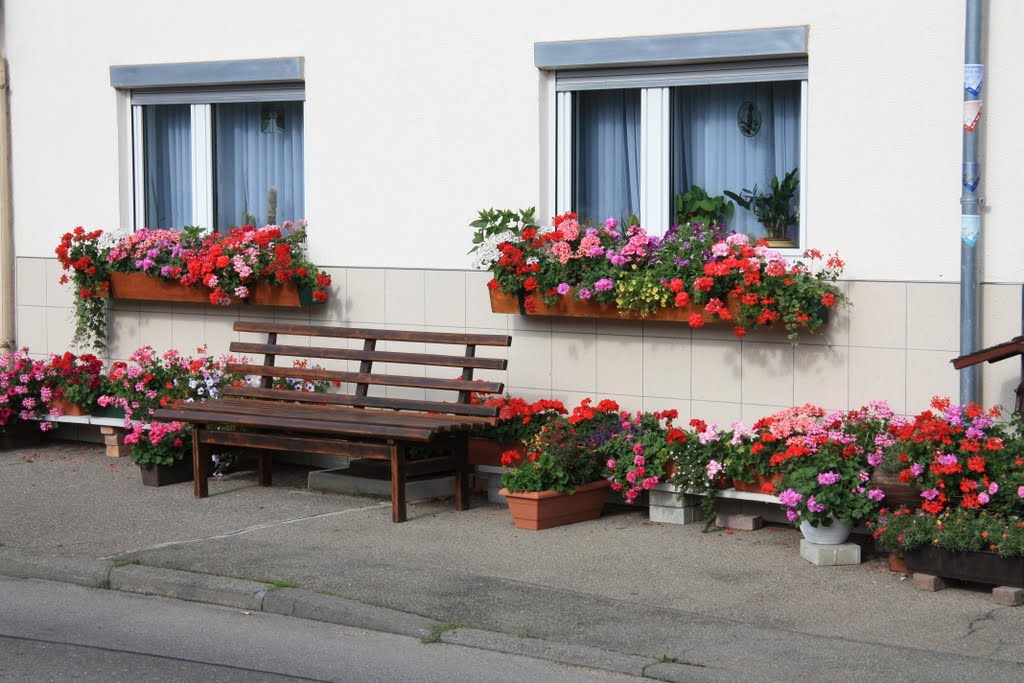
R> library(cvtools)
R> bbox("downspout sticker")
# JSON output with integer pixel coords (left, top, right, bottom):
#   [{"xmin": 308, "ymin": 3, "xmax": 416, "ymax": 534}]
[
  {"xmin": 964, "ymin": 64, "xmax": 984, "ymax": 95},
  {"xmin": 963, "ymin": 161, "xmax": 980, "ymax": 192},
  {"xmin": 963, "ymin": 100, "xmax": 983, "ymax": 132},
  {"xmin": 961, "ymin": 214, "xmax": 981, "ymax": 247}
]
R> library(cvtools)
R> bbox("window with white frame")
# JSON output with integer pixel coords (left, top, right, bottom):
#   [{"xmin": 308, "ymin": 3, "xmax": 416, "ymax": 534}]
[
  {"xmin": 112, "ymin": 59, "xmax": 305, "ymax": 232},
  {"xmin": 540, "ymin": 29, "xmax": 808, "ymax": 246}
]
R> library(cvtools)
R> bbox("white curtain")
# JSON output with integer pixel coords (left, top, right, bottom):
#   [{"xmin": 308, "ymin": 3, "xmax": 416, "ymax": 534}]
[
  {"xmin": 214, "ymin": 101, "xmax": 304, "ymax": 231},
  {"xmin": 574, "ymin": 89, "xmax": 640, "ymax": 226},
  {"xmin": 143, "ymin": 105, "xmax": 192, "ymax": 229},
  {"xmin": 672, "ymin": 81, "xmax": 800, "ymax": 235}
]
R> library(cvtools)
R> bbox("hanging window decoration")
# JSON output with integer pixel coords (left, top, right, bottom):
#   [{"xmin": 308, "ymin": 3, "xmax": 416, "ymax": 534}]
[{"xmin": 737, "ymin": 101, "xmax": 761, "ymax": 137}]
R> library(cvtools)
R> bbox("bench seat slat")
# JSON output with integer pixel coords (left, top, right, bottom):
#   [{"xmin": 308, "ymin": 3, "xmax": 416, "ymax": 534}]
[
  {"xmin": 229, "ymin": 342, "xmax": 507, "ymax": 371},
  {"xmin": 215, "ymin": 397, "xmax": 496, "ymax": 427},
  {"xmin": 221, "ymin": 386, "xmax": 500, "ymax": 419},
  {"xmin": 198, "ymin": 429, "xmax": 393, "ymax": 459},
  {"xmin": 226, "ymin": 363, "xmax": 504, "ymax": 395},
  {"xmin": 234, "ymin": 321, "xmax": 512, "ymax": 347},
  {"xmin": 152, "ymin": 405, "xmax": 437, "ymax": 442}
]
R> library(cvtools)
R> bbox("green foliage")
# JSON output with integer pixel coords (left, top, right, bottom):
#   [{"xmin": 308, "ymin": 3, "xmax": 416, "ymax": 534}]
[
  {"xmin": 469, "ymin": 207, "xmax": 537, "ymax": 253},
  {"xmin": 674, "ymin": 185, "xmax": 734, "ymax": 228},
  {"xmin": 871, "ymin": 508, "xmax": 1024, "ymax": 558},
  {"xmin": 724, "ymin": 168, "xmax": 799, "ymax": 240}
]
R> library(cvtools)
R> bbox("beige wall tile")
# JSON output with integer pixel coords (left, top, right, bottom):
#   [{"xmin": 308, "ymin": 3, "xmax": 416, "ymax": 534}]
[
  {"xmin": 16, "ymin": 258, "xmax": 47, "ymax": 307},
  {"xmin": 44, "ymin": 258, "xmax": 74, "ymax": 308},
  {"xmin": 642, "ymin": 319, "xmax": 692, "ymax": 340},
  {"xmin": 204, "ymin": 316, "xmax": 239, "ymax": 357},
  {"xmin": 466, "ymin": 270, "xmax": 509, "ymax": 332},
  {"xmin": 596, "ymin": 317, "xmax": 643, "ymax": 337},
  {"xmin": 310, "ymin": 267, "xmax": 347, "ymax": 323},
  {"xmin": 794, "ymin": 345, "xmax": 850, "ymax": 410},
  {"xmin": 741, "ymin": 342, "xmax": 794, "ymax": 407},
  {"xmin": 346, "ymin": 269, "xmax": 387, "ymax": 324},
  {"xmin": 424, "ymin": 271, "xmax": 466, "ymax": 328},
  {"xmin": 510, "ymin": 313, "xmax": 551, "ymax": 335},
  {"xmin": 504, "ymin": 386, "xmax": 555, "ymax": 403},
  {"xmin": 170, "ymin": 314, "xmax": 205, "ymax": 354},
  {"xmin": 691, "ymin": 339, "xmax": 742, "ymax": 404},
  {"xmin": 906, "ymin": 349, "xmax": 960, "ymax": 415},
  {"xmin": 44, "ymin": 307, "xmax": 75, "ymax": 355},
  {"xmin": 906, "ymin": 283, "xmax": 959, "ymax": 351},
  {"xmin": 981, "ymin": 284, "xmax": 1021, "ymax": 348},
  {"xmin": 642, "ymin": 397, "xmax": 690, "ymax": 422},
  {"xmin": 596, "ymin": 334, "xmax": 643, "ymax": 396},
  {"xmin": 108, "ymin": 310, "xmax": 141, "ymax": 360},
  {"xmin": 137, "ymin": 312, "xmax": 174, "ymax": 357},
  {"xmin": 797, "ymin": 281, "xmax": 851, "ymax": 347},
  {"xmin": 386, "ymin": 269, "xmax": 426, "ymax": 326},
  {"xmin": 981, "ymin": 362, "xmax": 1019, "ymax": 412},
  {"xmin": 848, "ymin": 346, "xmax": 906, "ymax": 414},
  {"xmin": 550, "ymin": 316, "xmax": 597, "ymax": 335},
  {"xmin": 272, "ymin": 304, "xmax": 312, "ymax": 324},
  {"xmin": 740, "ymin": 403, "xmax": 791, "ymax": 427},
  {"xmin": 551, "ymin": 332, "xmax": 596, "ymax": 394},
  {"xmin": 690, "ymin": 400, "xmax": 743, "ymax": 426},
  {"xmin": 642, "ymin": 337, "xmax": 690, "ymax": 400},
  {"xmin": 609, "ymin": 393, "xmax": 644, "ymax": 414},
  {"xmin": 506, "ymin": 330, "xmax": 551, "ymax": 391},
  {"xmin": 848, "ymin": 281, "xmax": 907, "ymax": 349}
]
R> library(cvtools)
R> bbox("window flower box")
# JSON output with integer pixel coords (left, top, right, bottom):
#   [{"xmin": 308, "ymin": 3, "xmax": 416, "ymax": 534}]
[
  {"xmin": 489, "ymin": 287, "xmax": 743, "ymax": 324},
  {"xmin": 109, "ymin": 272, "xmax": 316, "ymax": 307}
]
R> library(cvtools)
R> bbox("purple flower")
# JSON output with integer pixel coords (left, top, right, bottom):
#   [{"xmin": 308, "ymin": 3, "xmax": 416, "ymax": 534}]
[
  {"xmin": 867, "ymin": 453, "xmax": 883, "ymax": 467},
  {"xmin": 858, "ymin": 470, "xmax": 870, "ymax": 483},
  {"xmin": 578, "ymin": 288, "xmax": 592, "ymax": 300},
  {"xmin": 989, "ymin": 482, "xmax": 998, "ymax": 495},
  {"xmin": 817, "ymin": 471, "xmax": 840, "ymax": 485},
  {"xmin": 921, "ymin": 488, "xmax": 940, "ymax": 501},
  {"xmin": 867, "ymin": 488, "xmax": 885, "ymax": 502},
  {"xmin": 910, "ymin": 463, "xmax": 924, "ymax": 477},
  {"xmin": 556, "ymin": 282, "xmax": 571, "ymax": 296},
  {"xmin": 778, "ymin": 488, "xmax": 803, "ymax": 507},
  {"xmin": 786, "ymin": 509, "xmax": 799, "ymax": 523},
  {"xmin": 594, "ymin": 278, "xmax": 614, "ymax": 292},
  {"xmin": 807, "ymin": 496, "xmax": 826, "ymax": 513},
  {"xmin": 1018, "ymin": 486, "xmax": 1024, "ymax": 498},
  {"xmin": 937, "ymin": 454, "xmax": 958, "ymax": 467},
  {"xmin": 978, "ymin": 492, "xmax": 990, "ymax": 505}
]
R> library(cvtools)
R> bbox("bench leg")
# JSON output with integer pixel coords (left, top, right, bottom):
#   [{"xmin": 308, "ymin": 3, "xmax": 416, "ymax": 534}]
[
  {"xmin": 390, "ymin": 442, "xmax": 407, "ymax": 523},
  {"xmin": 453, "ymin": 434, "xmax": 470, "ymax": 512},
  {"xmin": 192, "ymin": 428, "xmax": 209, "ymax": 498},
  {"xmin": 257, "ymin": 450, "xmax": 273, "ymax": 487}
]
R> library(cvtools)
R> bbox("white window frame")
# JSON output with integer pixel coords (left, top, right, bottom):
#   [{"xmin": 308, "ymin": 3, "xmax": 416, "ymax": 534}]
[
  {"xmin": 110, "ymin": 58, "xmax": 305, "ymax": 232},
  {"xmin": 540, "ymin": 28, "xmax": 809, "ymax": 252}
]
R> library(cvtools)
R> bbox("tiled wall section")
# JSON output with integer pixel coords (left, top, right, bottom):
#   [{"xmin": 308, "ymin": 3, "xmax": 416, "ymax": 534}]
[{"xmin": 17, "ymin": 257, "xmax": 1024, "ymax": 421}]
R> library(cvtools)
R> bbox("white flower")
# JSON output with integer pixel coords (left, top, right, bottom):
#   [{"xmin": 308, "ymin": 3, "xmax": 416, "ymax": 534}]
[{"xmin": 470, "ymin": 230, "xmax": 519, "ymax": 270}]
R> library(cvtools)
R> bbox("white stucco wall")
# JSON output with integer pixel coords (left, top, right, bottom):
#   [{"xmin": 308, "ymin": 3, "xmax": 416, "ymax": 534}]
[{"xmin": 5, "ymin": 0, "xmax": 1022, "ymax": 283}]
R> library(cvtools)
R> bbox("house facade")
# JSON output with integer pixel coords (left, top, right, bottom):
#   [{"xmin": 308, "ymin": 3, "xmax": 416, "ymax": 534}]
[{"xmin": 4, "ymin": 1, "xmax": 1021, "ymax": 424}]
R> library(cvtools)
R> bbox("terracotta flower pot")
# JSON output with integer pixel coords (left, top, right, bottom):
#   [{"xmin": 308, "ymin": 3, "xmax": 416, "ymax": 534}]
[
  {"xmin": 500, "ymin": 480, "xmax": 610, "ymax": 530},
  {"xmin": 50, "ymin": 398, "xmax": 87, "ymax": 416},
  {"xmin": 733, "ymin": 471, "xmax": 783, "ymax": 494}
]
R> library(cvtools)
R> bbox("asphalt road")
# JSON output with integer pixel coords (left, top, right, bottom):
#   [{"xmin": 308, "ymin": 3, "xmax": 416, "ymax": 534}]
[{"xmin": 0, "ymin": 577, "xmax": 641, "ymax": 683}]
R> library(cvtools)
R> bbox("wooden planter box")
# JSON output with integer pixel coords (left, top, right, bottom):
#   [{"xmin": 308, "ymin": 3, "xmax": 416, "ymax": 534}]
[
  {"xmin": 870, "ymin": 470, "xmax": 921, "ymax": 510},
  {"xmin": 489, "ymin": 288, "xmax": 741, "ymax": 323},
  {"xmin": 500, "ymin": 479, "xmax": 610, "ymax": 530},
  {"xmin": 109, "ymin": 272, "xmax": 315, "ymax": 307},
  {"xmin": 139, "ymin": 458, "xmax": 194, "ymax": 487},
  {"xmin": 733, "ymin": 470, "xmax": 783, "ymax": 494},
  {"xmin": 468, "ymin": 437, "xmax": 526, "ymax": 467},
  {"xmin": 904, "ymin": 545, "xmax": 1024, "ymax": 588},
  {"xmin": 0, "ymin": 421, "xmax": 42, "ymax": 450}
]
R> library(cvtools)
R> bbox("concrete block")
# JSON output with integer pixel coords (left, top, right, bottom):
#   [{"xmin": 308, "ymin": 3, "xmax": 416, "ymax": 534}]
[
  {"xmin": 800, "ymin": 540, "xmax": 862, "ymax": 566},
  {"xmin": 911, "ymin": 572, "xmax": 948, "ymax": 592},
  {"xmin": 109, "ymin": 564, "xmax": 268, "ymax": 610},
  {"xmin": 263, "ymin": 587, "xmax": 439, "ymax": 639},
  {"xmin": 99, "ymin": 426, "xmax": 118, "ymax": 435},
  {"xmin": 105, "ymin": 444, "xmax": 129, "ymax": 458},
  {"xmin": 649, "ymin": 484, "xmax": 695, "ymax": 508},
  {"xmin": 992, "ymin": 586, "xmax": 1024, "ymax": 606},
  {"xmin": 650, "ymin": 504, "xmax": 703, "ymax": 525},
  {"xmin": 0, "ymin": 546, "xmax": 112, "ymax": 588},
  {"xmin": 715, "ymin": 513, "xmax": 763, "ymax": 531},
  {"xmin": 307, "ymin": 468, "xmax": 455, "ymax": 503}
]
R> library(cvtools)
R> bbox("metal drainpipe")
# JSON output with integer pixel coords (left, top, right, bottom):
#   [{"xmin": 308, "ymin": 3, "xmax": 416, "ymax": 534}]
[
  {"xmin": 0, "ymin": 59, "xmax": 14, "ymax": 353},
  {"xmin": 960, "ymin": 0, "xmax": 984, "ymax": 404}
]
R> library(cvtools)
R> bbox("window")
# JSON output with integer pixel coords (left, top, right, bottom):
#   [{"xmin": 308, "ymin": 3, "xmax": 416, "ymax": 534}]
[
  {"xmin": 539, "ymin": 29, "xmax": 808, "ymax": 246},
  {"xmin": 112, "ymin": 58, "xmax": 305, "ymax": 232}
]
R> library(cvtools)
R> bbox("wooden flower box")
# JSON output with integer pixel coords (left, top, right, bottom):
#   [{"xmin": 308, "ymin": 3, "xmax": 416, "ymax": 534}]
[
  {"xmin": 488, "ymin": 288, "xmax": 741, "ymax": 323},
  {"xmin": 109, "ymin": 272, "xmax": 314, "ymax": 307},
  {"xmin": 904, "ymin": 546, "xmax": 1024, "ymax": 588}
]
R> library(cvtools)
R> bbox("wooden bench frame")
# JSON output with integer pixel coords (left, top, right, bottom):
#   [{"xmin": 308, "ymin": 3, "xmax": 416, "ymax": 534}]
[{"xmin": 153, "ymin": 321, "xmax": 511, "ymax": 522}]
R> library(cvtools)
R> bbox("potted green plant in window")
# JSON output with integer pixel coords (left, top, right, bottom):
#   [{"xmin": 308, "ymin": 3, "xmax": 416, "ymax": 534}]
[{"xmin": 725, "ymin": 168, "xmax": 799, "ymax": 247}]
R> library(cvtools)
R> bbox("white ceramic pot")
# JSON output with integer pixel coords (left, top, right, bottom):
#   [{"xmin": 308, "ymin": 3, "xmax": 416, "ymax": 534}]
[{"xmin": 800, "ymin": 518, "xmax": 852, "ymax": 545}]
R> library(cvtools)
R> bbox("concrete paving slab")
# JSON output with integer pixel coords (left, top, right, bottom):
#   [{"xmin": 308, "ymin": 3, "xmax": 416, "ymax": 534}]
[{"xmin": 109, "ymin": 564, "xmax": 270, "ymax": 610}]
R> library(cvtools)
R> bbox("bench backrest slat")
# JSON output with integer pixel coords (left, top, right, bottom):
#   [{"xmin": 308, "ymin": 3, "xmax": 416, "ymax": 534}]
[
  {"xmin": 229, "ymin": 341, "xmax": 507, "ymax": 371},
  {"xmin": 233, "ymin": 321, "xmax": 512, "ymax": 347},
  {"xmin": 226, "ymin": 363, "xmax": 503, "ymax": 396},
  {"xmin": 222, "ymin": 386, "xmax": 500, "ymax": 419}
]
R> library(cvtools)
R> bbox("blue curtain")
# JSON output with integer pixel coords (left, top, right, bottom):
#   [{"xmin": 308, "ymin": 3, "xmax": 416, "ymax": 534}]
[
  {"xmin": 574, "ymin": 89, "xmax": 640, "ymax": 226},
  {"xmin": 671, "ymin": 81, "xmax": 800, "ymax": 236},
  {"xmin": 214, "ymin": 101, "xmax": 304, "ymax": 231},
  {"xmin": 143, "ymin": 105, "xmax": 192, "ymax": 229}
]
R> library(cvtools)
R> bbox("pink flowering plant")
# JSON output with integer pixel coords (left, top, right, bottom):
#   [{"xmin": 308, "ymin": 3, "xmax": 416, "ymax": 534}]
[
  {"xmin": 0, "ymin": 348, "xmax": 57, "ymax": 432},
  {"xmin": 599, "ymin": 409, "xmax": 681, "ymax": 504}
]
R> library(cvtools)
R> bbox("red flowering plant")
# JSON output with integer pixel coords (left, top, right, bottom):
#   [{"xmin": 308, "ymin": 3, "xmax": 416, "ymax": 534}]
[
  {"xmin": 500, "ymin": 397, "xmax": 623, "ymax": 494},
  {"xmin": 56, "ymin": 227, "xmax": 112, "ymax": 350},
  {"xmin": 472, "ymin": 209, "xmax": 846, "ymax": 340},
  {"xmin": 472, "ymin": 394, "xmax": 567, "ymax": 448},
  {"xmin": 0, "ymin": 348, "xmax": 58, "ymax": 432},
  {"xmin": 663, "ymin": 418, "xmax": 734, "ymax": 529},
  {"xmin": 42, "ymin": 351, "xmax": 105, "ymax": 413},
  {"xmin": 598, "ymin": 409, "xmax": 682, "ymax": 504}
]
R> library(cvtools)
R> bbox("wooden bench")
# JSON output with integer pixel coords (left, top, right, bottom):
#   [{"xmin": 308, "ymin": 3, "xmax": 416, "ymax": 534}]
[{"xmin": 152, "ymin": 321, "xmax": 511, "ymax": 522}]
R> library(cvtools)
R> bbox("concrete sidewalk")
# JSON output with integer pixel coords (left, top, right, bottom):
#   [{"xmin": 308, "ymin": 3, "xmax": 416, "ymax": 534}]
[{"xmin": 2, "ymin": 439, "xmax": 1023, "ymax": 682}]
